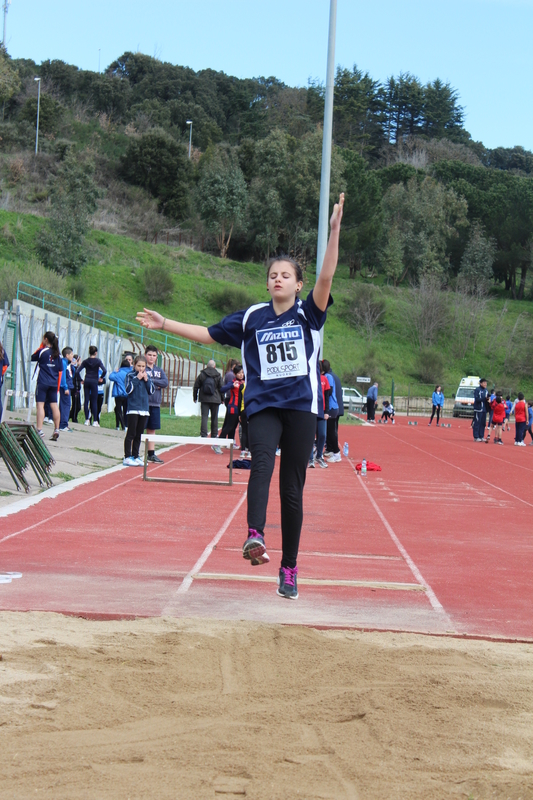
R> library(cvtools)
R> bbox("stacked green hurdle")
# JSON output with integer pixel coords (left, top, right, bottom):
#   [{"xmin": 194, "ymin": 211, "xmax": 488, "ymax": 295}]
[{"xmin": 0, "ymin": 422, "xmax": 55, "ymax": 492}]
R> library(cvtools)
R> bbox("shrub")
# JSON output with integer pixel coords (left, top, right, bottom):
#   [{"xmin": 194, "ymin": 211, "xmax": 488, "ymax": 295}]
[
  {"xmin": 415, "ymin": 348, "xmax": 445, "ymax": 384},
  {"xmin": 209, "ymin": 285, "xmax": 256, "ymax": 315},
  {"xmin": 140, "ymin": 264, "xmax": 174, "ymax": 304},
  {"xmin": 343, "ymin": 346, "xmax": 382, "ymax": 386},
  {"xmin": 345, "ymin": 284, "xmax": 386, "ymax": 341},
  {"xmin": 0, "ymin": 259, "xmax": 70, "ymax": 305}
]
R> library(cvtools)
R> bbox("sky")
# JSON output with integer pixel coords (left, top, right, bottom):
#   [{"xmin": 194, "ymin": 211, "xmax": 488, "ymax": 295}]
[{"xmin": 4, "ymin": 0, "xmax": 533, "ymax": 150}]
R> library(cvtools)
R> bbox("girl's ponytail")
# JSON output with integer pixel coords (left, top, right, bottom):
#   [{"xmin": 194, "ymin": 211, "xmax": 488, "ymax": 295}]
[{"xmin": 44, "ymin": 331, "xmax": 60, "ymax": 359}]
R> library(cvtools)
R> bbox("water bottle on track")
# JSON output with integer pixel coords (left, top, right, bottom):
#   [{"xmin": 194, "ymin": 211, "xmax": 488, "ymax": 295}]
[
  {"xmin": 361, "ymin": 458, "xmax": 367, "ymax": 477},
  {"xmin": 343, "ymin": 442, "xmax": 349, "ymax": 457}
]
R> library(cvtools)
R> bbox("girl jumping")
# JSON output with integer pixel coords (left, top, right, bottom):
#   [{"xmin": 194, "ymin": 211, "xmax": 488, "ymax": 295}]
[{"xmin": 137, "ymin": 193, "xmax": 344, "ymax": 600}]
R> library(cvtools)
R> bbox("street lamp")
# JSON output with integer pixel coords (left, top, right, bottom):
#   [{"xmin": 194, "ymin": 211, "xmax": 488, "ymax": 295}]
[
  {"xmin": 34, "ymin": 77, "xmax": 41, "ymax": 155},
  {"xmin": 186, "ymin": 120, "xmax": 192, "ymax": 159}
]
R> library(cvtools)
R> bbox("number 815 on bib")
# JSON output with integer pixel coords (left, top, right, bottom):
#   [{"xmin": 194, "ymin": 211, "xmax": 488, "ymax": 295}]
[{"xmin": 256, "ymin": 325, "xmax": 308, "ymax": 380}]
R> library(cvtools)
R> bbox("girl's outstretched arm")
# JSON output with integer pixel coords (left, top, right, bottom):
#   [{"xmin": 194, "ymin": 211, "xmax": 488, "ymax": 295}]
[
  {"xmin": 136, "ymin": 308, "xmax": 215, "ymax": 345},
  {"xmin": 313, "ymin": 193, "xmax": 344, "ymax": 312}
]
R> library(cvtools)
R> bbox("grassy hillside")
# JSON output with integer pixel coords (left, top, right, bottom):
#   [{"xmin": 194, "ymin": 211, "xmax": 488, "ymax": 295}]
[{"xmin": 1, "ymin": 209, "xmax": 532, "ymax": 397}]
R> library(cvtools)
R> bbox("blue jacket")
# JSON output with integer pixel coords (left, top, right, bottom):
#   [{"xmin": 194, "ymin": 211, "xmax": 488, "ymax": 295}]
[
  {"xmin": 432, "ymin": 391, "xmax": 444, "ymax": 406},
  {"xmin": 31, "ymin": 345, "xmax": 63, "ymax": 389},
  {"xmin": 473, "ymin": 385, "xmax": 488, "ymax": 412},
  {"xmin": 325, "ymin": 372, "xmax": 339, "ymax": 412},
  {"xmin": 125, "ymin": 370, "xmax": 154, "ymax": 413},
  {"xmin": 109, "ymin": 365, "xmax": 130, "ymax": 398},
  {"xmin": 367, "ymin": 384, "xmax": 378, "ymax": 402},
  {"xmin": 61, "ymin": 358, "xmax": 75, "ymax": 390}
]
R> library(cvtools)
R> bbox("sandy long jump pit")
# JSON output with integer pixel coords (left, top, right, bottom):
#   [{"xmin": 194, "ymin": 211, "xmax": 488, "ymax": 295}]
[{"xmin": 1, "ymin": 612, "xmax": 532, "ymax": 800}]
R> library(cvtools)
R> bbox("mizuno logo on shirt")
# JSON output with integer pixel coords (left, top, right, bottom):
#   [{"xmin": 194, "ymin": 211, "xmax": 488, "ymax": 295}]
[{"xmin": 258, "ymin": 328, "xmax": 302, "ymax": 343}]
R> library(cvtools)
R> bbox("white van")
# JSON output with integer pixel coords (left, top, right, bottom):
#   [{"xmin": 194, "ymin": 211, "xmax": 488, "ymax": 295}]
[{"xmin": 452, "ymin": 376, "xmax": 480, "ymax": 418}]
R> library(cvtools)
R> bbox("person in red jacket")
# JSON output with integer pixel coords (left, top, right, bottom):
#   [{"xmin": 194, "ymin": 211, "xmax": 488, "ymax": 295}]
[
  {"xmin": 490, "ymin": 394, "xmax": 506, "ymax": 445},
  {"xmin": 514, "ymin": 392, "xmax": 528, "ymax": 446}
]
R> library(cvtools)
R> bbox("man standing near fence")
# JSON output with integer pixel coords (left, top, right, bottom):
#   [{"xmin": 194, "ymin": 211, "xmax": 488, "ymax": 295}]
[
  {"xmin": 144, "ymin": 345, "xmax": 169, "ymax": 463},
  {"xmin": 366, "ymin": 381, "xmax": 378, "ymax": 423},
  {"xmin": 472, "ymin": 378, "xmax": 489, "ymax": 442},
  {"xmin": 193, "ymin": 360, "xmax": 223, "ymax": 441}
]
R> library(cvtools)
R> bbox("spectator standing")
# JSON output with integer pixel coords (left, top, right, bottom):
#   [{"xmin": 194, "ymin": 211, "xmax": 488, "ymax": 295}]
[
  {"xmin": 490, "ymin": 394, "xmax": 506, "ymax": 445},
  {"xmin": 526, "ymin": 402, "xmax": 533, "ymax": 445},
  {"xmin": 144, "ymin": 345, "xmax": 169, "ymax": 463},
  {"xmin": 428, "ymin": 385, "xmax": 444, "ymax": 426},
  {"xmin": 322, "ymin": 360, "xmax": 341, "ymax": 462},
  {"xmin": 223, "ymin": 358, "xmax": 239, "ymax": 407},
  {"xmin": 487, "ymin": 389, "xmax": 496, "ymax": 429},
  {"xmin": 69, "ymin": 355, "xmax": 82, "ymax": 423},
  {"xmin": 310, "ymin": 362, "xmax": 331, "ymax": 469},
  {"xmin": 123, "ymin": 354, "xmax": 154, "ymax": 466},
  {"xmin": 97, "ymin": 367, "xmax": 106, "ymax": 420},
  {"xmin": 472, "ymin": 378, "xmax": 489, "ymax": 442},
  {"xmin": 514, "ymin": 392, "xmax": 528, "ymax": 447},
  {"xmin": 109, "ymin": 359, "xmax": 131, "ymax": 431},
  {"xmin": 77, "ymin": 346, "xmax": 107, "ymax": 427},
  {"xmin": 0, "ymin": 340, "xmax": 9, "ymax": 422},
  {"xmin": 193, "ymin": 359, "xmax": 223, "ymax": 440},
  {"xmin": 504, "ymin": 395, "xmax": 513, "ymax": 431},
  {"xmin": 59, "ymin": 347, "xmax": 75, "ymax": 432},
  {"xmin": 213, "ymin": 364, "xmax": 244, "ymax": 454},
  {"xmin": 366, "ymin": 382, "xmax": 378, "ymax": 423},
  {"xmin": 31, "ymin": 331, "xmax": 63, "ymax": 441}
]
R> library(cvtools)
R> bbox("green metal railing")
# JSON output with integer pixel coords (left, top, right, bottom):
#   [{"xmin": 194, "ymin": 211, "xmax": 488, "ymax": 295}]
[{"xmin": 16, "ymin": 282, "xmax": 228, "ymax": 364}]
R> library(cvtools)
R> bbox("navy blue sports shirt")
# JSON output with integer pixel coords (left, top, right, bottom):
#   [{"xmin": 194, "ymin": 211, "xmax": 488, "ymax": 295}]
[{"xmin": 208, "ymin": 290, "xmax": 333, "ymax": 419}]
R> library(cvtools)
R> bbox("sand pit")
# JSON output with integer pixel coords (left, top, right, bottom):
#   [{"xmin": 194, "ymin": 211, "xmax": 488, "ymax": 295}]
[{"xmin": 1, "ymin": 612, "xmax": 532, "ymax": 799}]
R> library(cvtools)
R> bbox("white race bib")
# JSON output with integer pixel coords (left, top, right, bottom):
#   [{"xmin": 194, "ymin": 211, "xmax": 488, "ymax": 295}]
[{"xmin": 256, "ymin": 325, "xmax": 308, "ymax": 381}]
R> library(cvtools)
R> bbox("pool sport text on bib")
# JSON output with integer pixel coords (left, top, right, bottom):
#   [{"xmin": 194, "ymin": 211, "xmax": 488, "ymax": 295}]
[{"xmin": 256, "ymin": 325, "xmax": 308, "ymax": 381}]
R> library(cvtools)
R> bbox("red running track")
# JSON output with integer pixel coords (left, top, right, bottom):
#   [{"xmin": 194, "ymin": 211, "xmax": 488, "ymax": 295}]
[{"xmin": 0, "ymin": 419, "xmax": 531, "ymax": 639}]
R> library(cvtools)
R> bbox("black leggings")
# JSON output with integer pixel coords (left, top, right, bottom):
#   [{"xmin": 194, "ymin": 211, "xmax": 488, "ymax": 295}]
[
  {"xmin": 84, "ymin": 381, "xmax": 99, "ymax": 422},
  {"xmin": 114, "ymin": 396, "xmax": 127, "ymax": 430},
  {"xmin": 124, "ymin": 414, "xmax": 147, "ymax": 458},
  {"xmin": 218, "ymin": 409, "xmax": 240, "ymax": 441},
  {"xmin": 247, "ymin": 408, "xmax": 316, "ymax": 570},
  {"xmin": 429, "ymin": 404, "xmax": 441, "ymax": 424}
]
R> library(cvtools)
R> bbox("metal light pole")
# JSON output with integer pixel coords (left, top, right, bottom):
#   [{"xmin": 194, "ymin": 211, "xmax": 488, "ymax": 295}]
[
  {"xmin": 2, "ymin": 0, "xmax": 10, "ymax": 50},
  {"xmin": 315, "ymin": 0, "xmax": 337, "ymax": 352},
  {"xmin": 98, "ymin": 48, "xmax": 101, "ymax": 73},
  {"xmin": 34, "ymin": 77, "xmax": 41, "ymax": 155},
  {"xmin": 186, "ymin": 119, "xmax": 192, "ymax": 158}
]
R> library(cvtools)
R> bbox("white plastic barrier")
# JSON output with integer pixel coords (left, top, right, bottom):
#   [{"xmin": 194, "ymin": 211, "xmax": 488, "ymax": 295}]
[{"xmin": 174, "ymin": 386, "xmax": 223, "ymax": 418}]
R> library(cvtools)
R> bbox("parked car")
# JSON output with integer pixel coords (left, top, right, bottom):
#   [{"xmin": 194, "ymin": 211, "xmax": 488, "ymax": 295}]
[{"xmin": 342, "ymin": 387, "xmax": 366, "ymax": 412}]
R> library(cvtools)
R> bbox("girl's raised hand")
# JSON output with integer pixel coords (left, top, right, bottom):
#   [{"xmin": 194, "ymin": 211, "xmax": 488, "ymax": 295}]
[
  {"xmin": 136, "ymin": 308, "xmax": 163, "ymax": 330},
  {"xmin": 330, "ymin": 193, "xmax": 345, "ymax": 232}
]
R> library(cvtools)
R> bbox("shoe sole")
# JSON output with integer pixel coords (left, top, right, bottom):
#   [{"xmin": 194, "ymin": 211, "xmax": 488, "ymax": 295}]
[
  {"xmin": 251, "ymin": 553, "xmax": 270, "ymax": 566},
  {"xmin": 276, "ymin": 587, "xmax": 298, "ymax": 600},
  {"xmin": 243, "ymin": 538, "xmax": 267, "ymax": 562}
]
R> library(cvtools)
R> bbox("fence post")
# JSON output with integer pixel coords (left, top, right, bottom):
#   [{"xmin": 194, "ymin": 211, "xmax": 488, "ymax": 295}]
[{"xmin": 407, "ymin": 385, "xmax": 410, "ymax": 418}]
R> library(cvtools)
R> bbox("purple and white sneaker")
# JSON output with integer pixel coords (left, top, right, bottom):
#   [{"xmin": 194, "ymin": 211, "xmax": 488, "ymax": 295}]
[
  {"xmin": 242, "ymin": 529, "xmax": 270, "ymax": 566},
  {"xmin": 277, "ymin": 566, "xmax": 298, "ymax": 599}
]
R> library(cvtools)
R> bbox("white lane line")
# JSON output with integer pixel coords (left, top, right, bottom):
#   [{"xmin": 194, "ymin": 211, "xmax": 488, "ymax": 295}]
[
  {"xmin": 417, "ymin": 427, "xmax": 533, "ymax": 474},
  {"xmin": 356, "ymin": 473, "xmax": 451, "ymax": 622},
  {"xmin": 387, "ymin": 434, "xmax": 533, "ymax": 509},
  {"xmin": 175, "ymin": 491, "xmax": 248, "ymax": 595},
  {"xmin": 0, "ymin": 446, "xmax": 203, "ymax": 545},
  {"xmin": 194, "ymin": 573, "xmax": 425, "ymax": 591},
  {"xmin": 221, "ymin": 547, "xmax": 401, "ymax": 561}
]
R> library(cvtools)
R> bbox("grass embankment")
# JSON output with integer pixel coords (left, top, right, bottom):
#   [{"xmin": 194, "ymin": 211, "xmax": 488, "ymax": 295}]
[{"xmin": 1, "ymin": 208, "xmax": 532, "ymax": 396}]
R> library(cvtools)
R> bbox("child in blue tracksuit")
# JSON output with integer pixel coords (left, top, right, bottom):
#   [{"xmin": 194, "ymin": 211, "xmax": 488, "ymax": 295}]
[
  {"xmin": 59, "ymin": 347, "xmax": 75, "ymax": 431},
  {"xmin": 109, "ymin": 359, "xmax": 131, "ymax": 431},
  {"xmin": 505, "ymin": 395, "xmax": 513, "ymax": 431},
  {"xmin": 527, "ymin": 402, "xmax": 533, "ymax": 445},
  {"xmin": 123, "ymin": 354, "xmax": 154, "ymax": 466},
  {"xmin": 429, "ymin": 385, "xmax": 444, "ymax": 426}
]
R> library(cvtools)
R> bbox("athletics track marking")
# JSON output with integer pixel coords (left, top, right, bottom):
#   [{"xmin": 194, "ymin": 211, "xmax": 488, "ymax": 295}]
[
  {"xmin": 345, "ymin": 458, "xmax": 452, "ymax": 626},
  {"xmin": 383, "ymin": 431, "xmax": 533, "ymax": 510},
  {"xmin": 0, "ymin": 445, "xmax": 204, "ymax": 545}
]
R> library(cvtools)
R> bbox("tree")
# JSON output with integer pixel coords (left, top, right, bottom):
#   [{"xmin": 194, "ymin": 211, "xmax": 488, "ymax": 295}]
[
  {"xmin": 121, "ymin": 128, "xmax": 192, "ymax": 219},
  {"xmin": 0, "ymin": 50, "xmax": 20, "ymax": 107},
  {"xmin": 403, "ymin": 276, "xmax": 449, "ymax": 350},
  {"xmin": 36, "ymin": 155, "xmax": 99, "ymax": 275},
  {"xmin": 458, "ymin": 221, "xmax": 496, "ymax": 292},
  {"xmin": 379, "ymin": 176, "xmax": 468, "ymax": 283},
  {"xmin": 196, "ymin": 147, "xmax": 247, "ymax": 258},
  {"xmin": 345, "ymin": 284, "xmax": 386, "ymax": 341}
]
